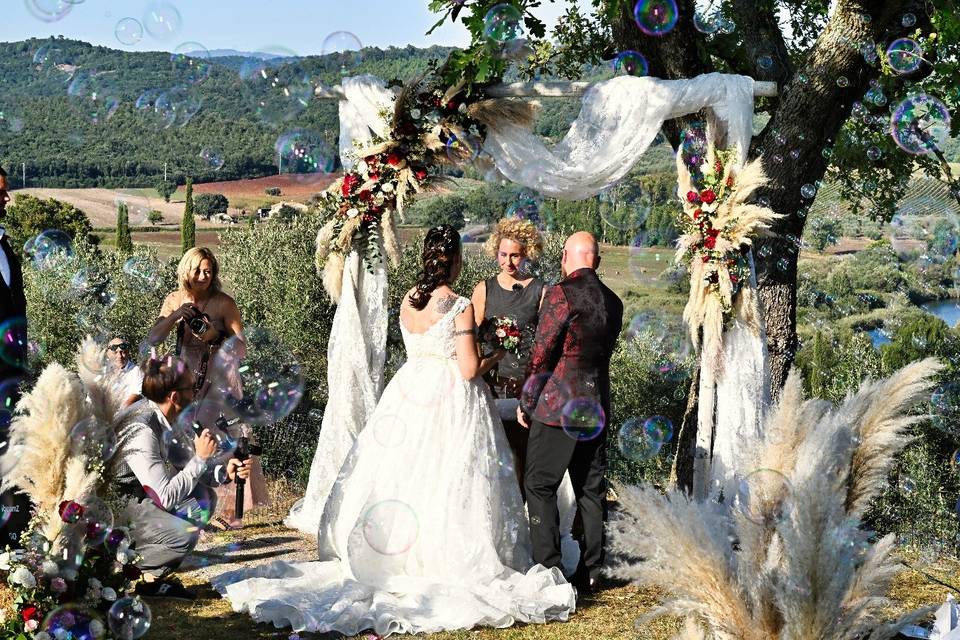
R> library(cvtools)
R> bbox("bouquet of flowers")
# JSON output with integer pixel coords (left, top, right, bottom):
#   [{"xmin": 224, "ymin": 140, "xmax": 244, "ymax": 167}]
[{"xmin": 482, "ymin": 316, "xmax": 522, "ymax": 356}]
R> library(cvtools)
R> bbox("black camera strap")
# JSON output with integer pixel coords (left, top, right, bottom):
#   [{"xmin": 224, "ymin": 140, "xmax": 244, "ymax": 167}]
[{"xmin": 175, "ymin": 319, "xmax": 212, "ymax": 393}]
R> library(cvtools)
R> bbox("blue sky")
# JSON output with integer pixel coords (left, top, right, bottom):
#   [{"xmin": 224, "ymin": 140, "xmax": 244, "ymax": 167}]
[{"xmin": 5, "ymin": 1, "xmax": 579, "ymax": 54}]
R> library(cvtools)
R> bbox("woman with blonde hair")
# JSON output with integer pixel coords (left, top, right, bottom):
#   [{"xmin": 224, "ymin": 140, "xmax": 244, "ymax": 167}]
[
  {"xmin": 471, "ymin": 218, "xmax": 546, "ymax": 497},
  {"xmin": 149, "ymin": 247, "xmax": 267, "ymax": 529}
]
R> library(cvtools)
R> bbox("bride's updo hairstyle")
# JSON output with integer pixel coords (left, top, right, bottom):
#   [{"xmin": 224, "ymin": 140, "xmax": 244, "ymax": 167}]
[{"xmin": 409, "ymin": 225, "xmax": 461, "ymax": 311}]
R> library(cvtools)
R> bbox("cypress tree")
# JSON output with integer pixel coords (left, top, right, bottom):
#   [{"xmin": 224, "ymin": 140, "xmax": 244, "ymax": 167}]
[
  {"xmin": 115, "ymin": 201, "xmax": 133, "ymax": 254},
  {"xmin": 181, "ymin": 177, "xmax": 195, "ymax": 255}
]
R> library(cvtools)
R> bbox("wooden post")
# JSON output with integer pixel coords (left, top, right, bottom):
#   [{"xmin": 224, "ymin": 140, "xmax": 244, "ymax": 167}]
[{"xmin": 315, "ymin": 80, "xmax": 778, "ymax": 100}]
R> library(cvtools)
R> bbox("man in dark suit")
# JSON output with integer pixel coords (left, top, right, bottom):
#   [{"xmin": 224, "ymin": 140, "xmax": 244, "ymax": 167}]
[
  {"xmin": 518, "ymin": 231, "xmax": 623, "ymax": 594},
  {"xmin": 0, "ymin": 163, "xmax": 31, "ymax": 546}
]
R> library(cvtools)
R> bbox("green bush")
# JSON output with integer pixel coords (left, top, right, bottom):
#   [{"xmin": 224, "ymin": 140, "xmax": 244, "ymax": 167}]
[
  {"xmin": 147, "ymin": 210, "xmax": 163, "ymax": 225},
  {"xmin": 155, "ymin": 180, "xmax": 176, "ymax": 203},
  {"xmin": 265, "ymin": 187, "xmax": 281, "ymax": 197},
  {"xmin": 6, "ymin": 193, "xmax": 93, "ymax": 252},
  {"xmin": 23, "ymin": 240, "xmax": 175, "ymax": 376},
  {"xmin": 193, "ymin": 193, "xmax": 229, "ymax": 219}
]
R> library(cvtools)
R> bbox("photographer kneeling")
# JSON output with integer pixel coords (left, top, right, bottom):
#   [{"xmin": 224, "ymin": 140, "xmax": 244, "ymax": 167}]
[{"xmin": 114, "ymin": 355, "xmax": 250, "ymax": 600}]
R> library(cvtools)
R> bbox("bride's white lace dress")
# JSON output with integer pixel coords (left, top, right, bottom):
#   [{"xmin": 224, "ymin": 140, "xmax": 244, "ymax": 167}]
[{"xmin": 212, "ymin": 296, "xmax": 576, "ymax": 636}]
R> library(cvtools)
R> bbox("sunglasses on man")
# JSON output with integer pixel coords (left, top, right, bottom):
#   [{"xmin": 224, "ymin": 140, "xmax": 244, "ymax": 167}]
[{"xmin": 107, "ymin": 343, "xmax": 131, "ymax": 352}]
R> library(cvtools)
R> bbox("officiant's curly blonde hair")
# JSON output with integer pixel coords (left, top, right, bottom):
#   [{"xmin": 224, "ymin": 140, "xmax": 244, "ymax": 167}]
[{"xmin": 483, "ymin": 218, "xmax": 543, "ymax": 261}]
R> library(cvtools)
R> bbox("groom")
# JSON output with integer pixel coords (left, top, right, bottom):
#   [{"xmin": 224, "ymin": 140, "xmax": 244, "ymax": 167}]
[{"xmin": 518, "ymin": 231, "xmax": 623, "ymax": 594}]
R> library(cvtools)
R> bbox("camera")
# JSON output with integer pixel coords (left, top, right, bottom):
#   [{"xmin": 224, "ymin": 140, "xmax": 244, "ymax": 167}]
[
  {"xmin": 187, "ymin": 313, "xmax": 211, "ymax": 337},
  {"xmin": 191, "ymin": 414, "xmax": 240, "ymax": 450},
  {"xmin": 233, "ymin": 436, "xmax": 263, "ymax": 520}
]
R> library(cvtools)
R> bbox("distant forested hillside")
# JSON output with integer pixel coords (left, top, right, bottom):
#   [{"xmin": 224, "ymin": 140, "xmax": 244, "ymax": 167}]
[{"xmin": 0, "ymin": 38, "xmax": 459, "ymax": 187}]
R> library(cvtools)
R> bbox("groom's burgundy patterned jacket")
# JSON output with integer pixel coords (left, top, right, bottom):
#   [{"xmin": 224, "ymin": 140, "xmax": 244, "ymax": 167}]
[{"xmin": 523, "ymin": 267, "xmax": 624, "ymax": 428}]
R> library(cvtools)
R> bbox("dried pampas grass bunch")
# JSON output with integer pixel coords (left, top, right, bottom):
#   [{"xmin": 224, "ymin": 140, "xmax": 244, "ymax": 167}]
[
  {"xmin": 0, "ymin": 338, "xmax": 129, "ymax": 549},
  {"xmin": 608, "ymin": 358, "xmax": 943, "ymax": 639}
]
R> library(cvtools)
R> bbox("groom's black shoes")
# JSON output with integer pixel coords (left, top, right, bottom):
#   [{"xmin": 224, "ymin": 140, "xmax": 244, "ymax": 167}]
[
  {"xmin": 136, "ymin": 576, "xmax": 197, "ymax": 601},
  {"xmin": 570, "ymin": 570, "xmax": 599, "ymax": 596}
]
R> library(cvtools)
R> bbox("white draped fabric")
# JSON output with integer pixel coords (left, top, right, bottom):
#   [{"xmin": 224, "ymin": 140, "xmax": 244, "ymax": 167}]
[
  {"xmin": 482, "ymin": 73, "xmax": 755, "ymax": 201},
  {"xmin": 285, "ymin": 76, "xmax": 393, "ymax": 533},
  {"xmin": 479, "ymin": 72, "xmax": 769, "ymax": 499}
]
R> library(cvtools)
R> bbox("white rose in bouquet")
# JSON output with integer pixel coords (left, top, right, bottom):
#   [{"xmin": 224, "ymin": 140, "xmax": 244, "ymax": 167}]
[
  {"xmin": 89, "ymin": 619, "xmax": 105, "ymax": 638},
  {"xmin": 101, "ymin": 587, "xmax": 117, "ymax": 602},
  {"xmin": 41, "ymin": 560, "xmax": 59, "ymax": 576},
  {"xmin": 9, "ymin": 565, "xmax": 37, "ymax": 589}
]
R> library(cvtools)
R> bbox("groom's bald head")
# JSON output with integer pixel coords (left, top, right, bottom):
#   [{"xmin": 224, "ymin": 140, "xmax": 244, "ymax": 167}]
[{"xmin": 561, "ymin": 231, "xmax": 599, "ymax": 276}]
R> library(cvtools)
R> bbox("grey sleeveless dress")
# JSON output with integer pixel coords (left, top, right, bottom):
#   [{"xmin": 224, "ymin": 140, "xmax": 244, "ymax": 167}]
[{"xmin": 479, "ymin": 276, "xmax": 544, "ymax": 500}]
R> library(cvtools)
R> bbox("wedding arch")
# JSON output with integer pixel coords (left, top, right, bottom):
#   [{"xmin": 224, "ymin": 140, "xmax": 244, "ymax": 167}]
[{"xmin": 286, "ymin": 71, "xmax": 780, "ymax": 532}]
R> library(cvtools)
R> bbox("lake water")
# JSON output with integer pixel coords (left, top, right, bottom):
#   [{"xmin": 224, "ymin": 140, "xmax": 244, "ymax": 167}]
[{"xmin": 865, "ymin": 298, "xmax": 959, "ymax": 348}]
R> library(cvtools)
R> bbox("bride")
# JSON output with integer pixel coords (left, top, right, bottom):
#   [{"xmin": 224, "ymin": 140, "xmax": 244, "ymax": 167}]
[{"xmin": 212, "ymin": 225, "xmax": 576, "ymax": 636}]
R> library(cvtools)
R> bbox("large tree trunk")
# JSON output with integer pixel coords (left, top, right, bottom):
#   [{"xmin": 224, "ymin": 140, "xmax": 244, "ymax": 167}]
[{"xmin": 608, "ymin": 0, "xmax": 934, "ymax": 490}]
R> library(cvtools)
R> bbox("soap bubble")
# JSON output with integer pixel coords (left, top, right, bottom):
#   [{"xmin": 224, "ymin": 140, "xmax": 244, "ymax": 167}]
[
  {"xmin": 693, "ymin": 11, "xmax": 720, "ymax": 34},
  {"xmin": 32, "ymin": 43, "xmax": 64, "ymax": 71},
  {"xmin": 155, "ymin": 85, "xmax": 202, "ymax": 128},
  {"xmin": 275, "ymin": 130, "xmax": 336, "ymax": 182},
  {"xmin": 43, "ymin": 605, "xmax": 97, "ymax": 640},
  {"xmin": 505, "ymin": 190, "xmax": 545, "ymax": 226},
  {"xmin": 886, "ymin": 38, "xmax": 923, "ymax": 74},
  {"xmin": 171, "ymin": 42, "xmax": 212, "ymax": 85},
  {"xmin": 890, "ymin": 94, "xmax": 950, "ymax": 155},
  {"xmin": 361, "ymin": 500, "xmax": 419, "ymax": 555},
  {"xmin": 80, "ymin": 496, "xmax": 115, "ymax": 545},
  {"xmin": 898, "ymin": 475, "xmax": 916, "ymax": 494},
  {"xmin": 483, "ymin": 4, "xmax": 523, "ymax": 43},
  {"xmin": 445, "ymin": 133, "xmax": 481, "ymax": 165},
  {"xmin": 613, "ymin": 50, "xmax": 648, "ymax": 76},
  {"xmin": 800, "ymin": 183, "xmax": 817, "ymax": 199},
  {"xmin": 836, "ymin": 76, "xmax": 850, "ymax": 88},
  {"xmin": 108, "ymin": 596, "xmax": 152, "ymax": 640},
  {"xmin": 0, "ymin": 108, "xmax": 24, "ymax": 135},
  {"xmin": 561, "ymin": 397, "xmax": 605, "ymax": 441},
  {"xmin": 122, "ymin": 256, "xmax": 163, "ymax": 291},
  {"xmin": 25, "ymin": 0, "xmax": 73, "ymax": 22},
  {"xmin": 599, "ymin": 185, "xmax": 652, "ymax": 232},
  {"xmin": 115, "ymin": 18, "xmax": 144, "ymax": 46},
  {"xmin": 25, "ymin": 229, "xmax": 73, "ymax": 269},
  {"xmin": 143, "ymin": 1, "xmax": 182, "ymax": 40},
  {"xmin": 70, "ymin": 416, "xmax": 116, "ymax": 462},
  {"xmin": 756, "ymin": 55, "xmax": 773, "ymax": 70},
  {"xmin": 199, "ymin": 148, "xmax": 225, "ymax": 171},
  {"xmin": 68, "ymin": 71, "xmax": 122, "ymax": 124},
  {"xmin": 866, "ymin": 145, "xmax": 882, "ymax": 161},
  {"xmin": 115, "ymin": 191, "xmax": 152, "ymax": 225},
  {"xmin": 321, "ymin": 31, "xmax": 363, "ymax": 75},
  {"xmin": 634, "ymin": 0, "xmax": 678, "ymax": 36},
  {"xmin": 210, "ymin": 327, "xmax": 304, "ymax": 425},
  {"xmin": 901, "ymin": 12, "xmax": 916, "ymax": 27},
  {"xmin": 521, "ymin": 372, "xmax": 571, "ymax": 417},
  {"xmin": 369, "ymin": 414, "xmax": 408, "ymax": 449},
  {"xmin": 618, "ymin": 416, "xmax": 662, "ymax": 460},
  {"xmin": 736, "ymin": 468, "xmax": 792, "ymax": 525},
  {"xmin": 241, "ymin": 50, "xmax": 312, "ymax": 125}
]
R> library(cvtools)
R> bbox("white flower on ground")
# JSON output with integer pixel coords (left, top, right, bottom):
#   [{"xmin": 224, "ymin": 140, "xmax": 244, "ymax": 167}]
[
  {"xmin": 347, "ymin": 208, "xmax": 360, "ymax": 218},
  {"xmin": 89, "ymin": 619, "xmax": 105, "ymax": 638},
  {"xmin": 101, "ymin": 587, "xmax": 117, "ymax": 602},
  {"xmin": 9, "ymin": 565, "xmax": 36, "ymax": 589},
  {"xmin": 24, "ymin": 619, "xmax": 38, "ymax": 632},
  {"xmin": 41, "ymin": 560, "xmax": 59, "ymax": 577}
]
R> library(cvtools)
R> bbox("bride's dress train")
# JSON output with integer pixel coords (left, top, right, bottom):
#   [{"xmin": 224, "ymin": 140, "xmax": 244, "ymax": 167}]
[{"xmin": 213, "ymin": 297, "xmax": 575, "ymax": 636}]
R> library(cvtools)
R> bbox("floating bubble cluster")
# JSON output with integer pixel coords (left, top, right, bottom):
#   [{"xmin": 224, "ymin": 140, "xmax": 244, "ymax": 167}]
[
  {"xmin": 617, "ymin": 415, "xmax": 674, "ymax": 461},
  {"xmin": 210, "ymin": 327, "xmax": 304, "ymax": 425},
  {"xmin": 122, "ymin": 256, "xmax": 164, "ymax": 291},
  {"xmin": 444, "ymin": 133, "xmax": 482, "ymax": 165},
  {"xmin": 68, "ymin": 71, "xmax": 122, "ymax": 124},
  {"xmin": 24, "ymin": 229, "xmax": 73, "ymax": 269},
  {"xmin": 42, "ymin": 604, "xmax": 97, "ymax": 640},
  {"xmin": 199, "ymin": 148, "xmax": 225, "ymax": 171}
]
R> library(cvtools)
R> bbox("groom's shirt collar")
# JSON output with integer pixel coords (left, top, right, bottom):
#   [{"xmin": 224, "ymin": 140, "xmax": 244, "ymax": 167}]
[{"xmin": 565, "ymin": 267, "xmax": 593, "ymax": 281}]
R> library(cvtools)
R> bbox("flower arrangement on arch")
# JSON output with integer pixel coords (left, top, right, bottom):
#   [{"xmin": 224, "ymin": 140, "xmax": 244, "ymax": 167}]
[
  {"xmin": 674, "ymin": 139, "xmax": 780, "ymax": 368},
  {"xmin": 313, "ymin": 71, "xmax": 538, "ymax": 302}
]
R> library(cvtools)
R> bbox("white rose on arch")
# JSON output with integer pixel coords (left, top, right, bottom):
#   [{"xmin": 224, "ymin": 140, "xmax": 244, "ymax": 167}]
[{"xmin": 9, "ymin": 565, "xmax": 36, "ymax": 589}]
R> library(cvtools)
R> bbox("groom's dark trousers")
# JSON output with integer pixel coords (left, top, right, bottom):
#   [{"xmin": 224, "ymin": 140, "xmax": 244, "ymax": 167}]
[{"xmin": 522, "ymin": 266, "xmax": 623, "ymax": 583}]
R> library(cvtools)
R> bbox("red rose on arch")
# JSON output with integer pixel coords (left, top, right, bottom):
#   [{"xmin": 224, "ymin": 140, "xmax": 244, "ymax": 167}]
[
  {"xmin": 358, "ymin": 190, "xmax": 372, "ymax": 203},
  {"xmin": 341, "ymin": 174, "xmax": 360, "ymax": 197},
  {"xmin": 701, "ymin": 255, "xmax": 711, "ymax": 263},
  {"xmin": 686, "ymin": 190, "xmax": 700, "ymax": 203},
  {"xmin": 704, "ymin": 228, "xmax": 720, "ymax": 249},
  {"xmin": 414, "ymin": 168, "xmax": 428, "ymax": 181},
  {"xmin": 693, "ymin": 208, "xmax": 702, "ymax": 220},
  {"xmin": 21, "ymin": 605, "xmax": 39, "ymax": 621},
  {"xmin": 700, "ymin": 189, "xmax": 717, "ymax": 204},
  {"xmin": 386, "ymin": 153, "xmax": 402, "ymax": 167},
  {"xmin": 368, "ymin": 172, "xmax": 380, "ymax": 182},
  {"xmin": 730, "ymin": 273, "xmax": 739, "ymax": 284}
]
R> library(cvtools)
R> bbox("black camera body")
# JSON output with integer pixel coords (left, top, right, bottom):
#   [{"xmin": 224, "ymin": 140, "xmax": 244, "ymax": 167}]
[{"xmin": 233, "ymin": 436, "xmax": 263, "ymax": 520}]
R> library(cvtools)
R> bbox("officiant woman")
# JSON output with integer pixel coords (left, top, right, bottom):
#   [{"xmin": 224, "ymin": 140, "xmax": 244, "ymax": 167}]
[{"xmin": 471, "ymin": 218, "xmax": 545, "ymax": 498}]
